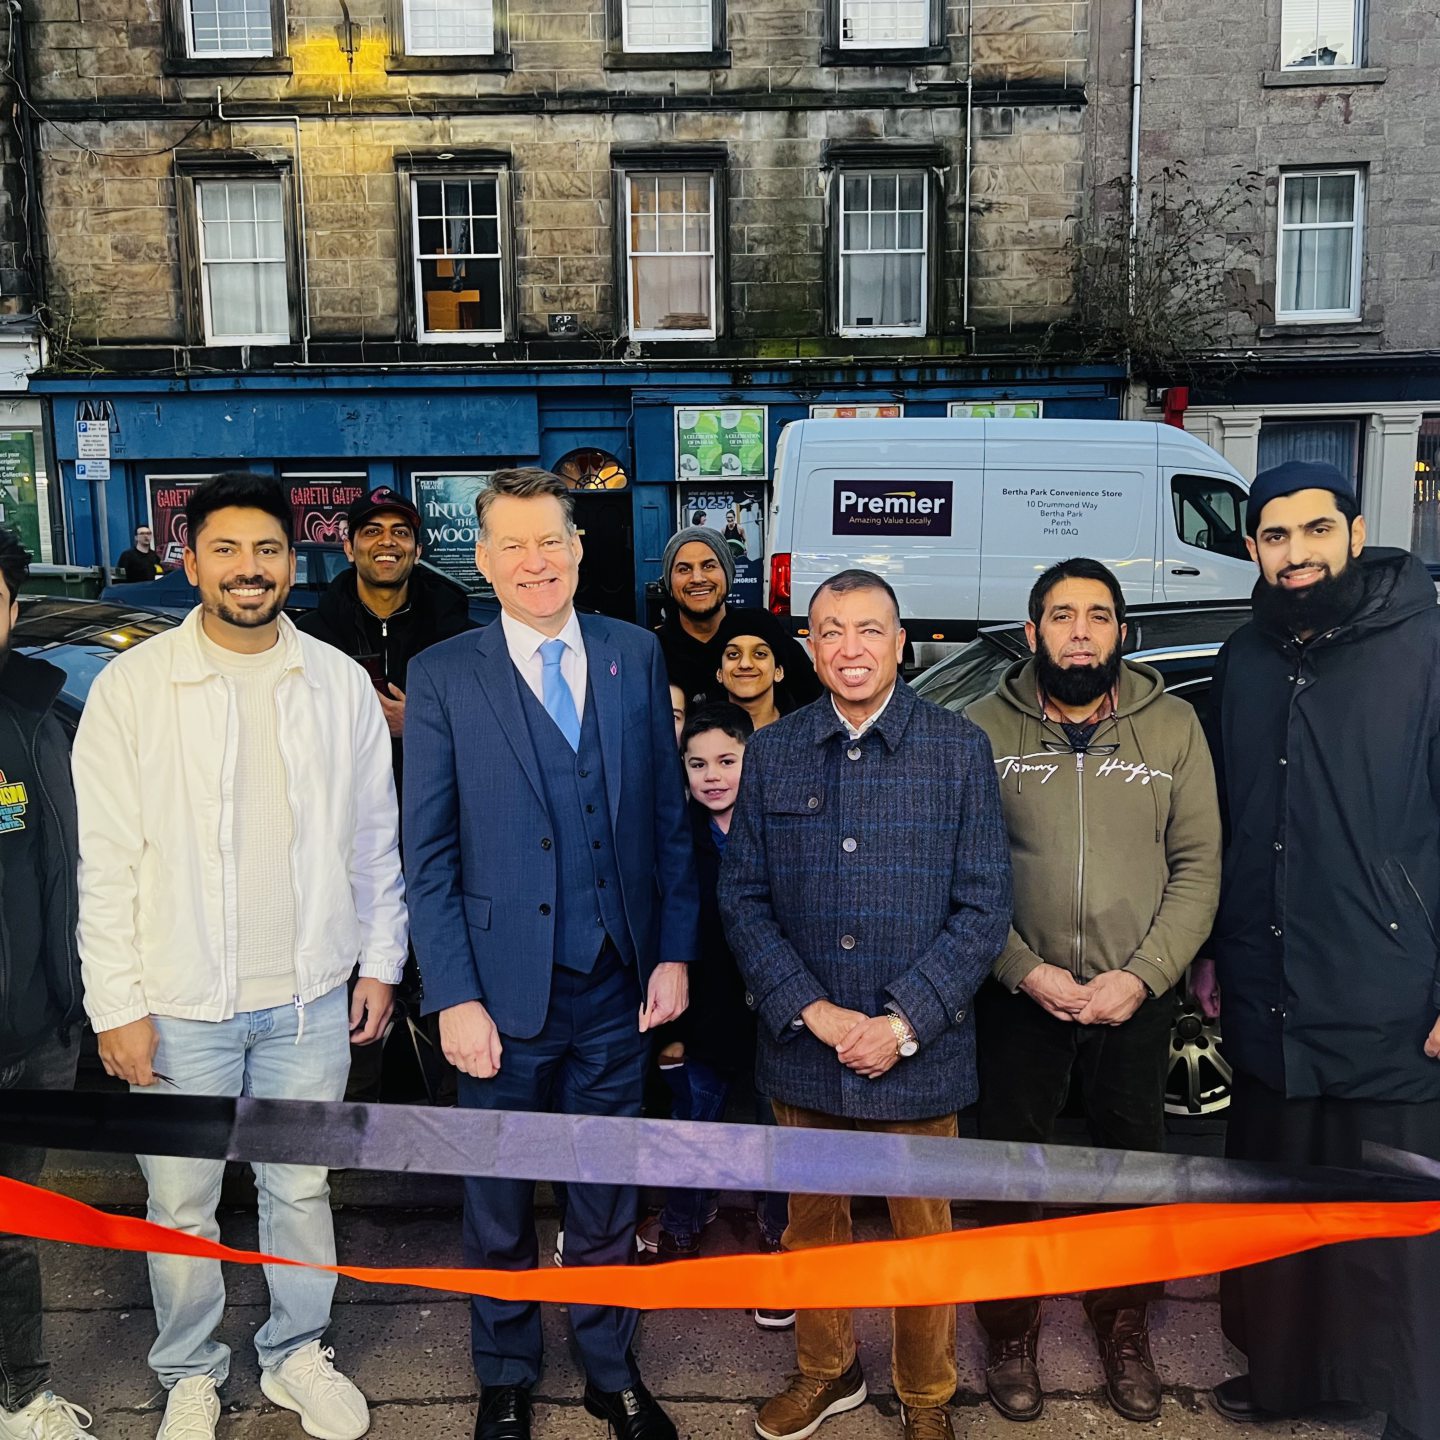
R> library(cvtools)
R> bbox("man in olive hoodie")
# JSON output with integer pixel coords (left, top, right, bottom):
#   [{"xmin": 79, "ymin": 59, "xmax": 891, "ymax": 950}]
[{"xmin": 965, "ymin": 558, "xmax": 1220, "ymax": 1427}]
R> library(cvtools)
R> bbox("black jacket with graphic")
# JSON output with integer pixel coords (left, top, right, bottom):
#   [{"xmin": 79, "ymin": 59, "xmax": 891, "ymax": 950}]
[{"xmin": 0, "ymin": 651, "xmax": 80, "ymax": 1065}]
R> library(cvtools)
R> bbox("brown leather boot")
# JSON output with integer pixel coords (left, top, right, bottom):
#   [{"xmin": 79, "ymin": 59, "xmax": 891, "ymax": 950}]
[
  {"xmin": 1094, "ymin": 1305, "xmax": 1162, "ymax": 1423},
  {"xmin": 984, "ymin": 1317, "xmax": 1043, "ymax": 1422}
]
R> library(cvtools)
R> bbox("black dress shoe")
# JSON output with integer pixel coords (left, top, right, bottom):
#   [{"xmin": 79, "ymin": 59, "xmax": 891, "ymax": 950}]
[
  {"xmin": 1211, "ymin": 1375, "xmax": 1271, "ymax": 1423},
  {"xmin": 474, "ymin": 1384, "xmax": 532, "ymax": 1440},
  {"xmin": 582, "ymin": 1380, "xmax": 678, "ymax": 1440}
]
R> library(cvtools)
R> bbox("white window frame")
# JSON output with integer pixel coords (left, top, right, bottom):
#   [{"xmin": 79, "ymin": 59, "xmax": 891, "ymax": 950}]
[
  {"xmin": 838, "ymin": 0, "xmax": 928, "ymax": 50},
  {"xmin": 402, "ymin": 0, "xmax": 495, "ymax": 55},
  {"xmin": 1276, "ymin": 168, "xmax": 1364, "ymax": 324},
  {"xmin": 836, "ymin": 168, "xmax": 929, "ymax": 339},
  {"xmin": 411, "ymin": 173, "xmax": 508, "ymax": 345},
  {"xmin": 183, "ymin": 0, "xmax": 274, "ymax": 58},
  {"xmin": 1280, "ymin": 0, "xmax": 1361, "ymax": 70},
  {"xmin": 623, "ymin": 171, "xmax": 718, "ymax": 341},
  {"xmin": 620, "ymin": 0, "xmax": 712, "ymax": 54},
  {"xmin": 194, "ymin": 177, "xmax": 291, "ymax": 347}
]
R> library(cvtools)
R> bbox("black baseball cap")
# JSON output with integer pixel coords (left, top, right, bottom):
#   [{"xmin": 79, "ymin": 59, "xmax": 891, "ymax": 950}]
[{"xmin": 347, "ymin": 486, "xmax": 422, "ymax": 533}]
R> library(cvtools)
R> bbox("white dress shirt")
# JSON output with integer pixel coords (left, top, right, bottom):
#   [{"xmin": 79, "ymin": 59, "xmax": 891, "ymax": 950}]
[
  {"xmin": 500, "ymin": 607, "xmax": 588, "ymax": 718},
  {"xmin": 831, "ymin": 683, "xmax": 896, "ymax": 741}
]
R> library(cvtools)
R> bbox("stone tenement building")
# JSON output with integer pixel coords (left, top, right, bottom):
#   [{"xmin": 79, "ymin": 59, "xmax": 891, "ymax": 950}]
[
  {"xmin": 1092, "ymin": 0, "xmax": 1440, "ymax": 558},
  {"xmin": 10, "ymin": 0, "xmax": 1119, "ymax": 613}
]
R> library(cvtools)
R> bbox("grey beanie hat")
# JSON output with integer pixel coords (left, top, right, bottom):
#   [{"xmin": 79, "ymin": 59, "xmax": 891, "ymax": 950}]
[{"xmin": 661, "ymin": 525, "xmax": 736, "ymax": 594}]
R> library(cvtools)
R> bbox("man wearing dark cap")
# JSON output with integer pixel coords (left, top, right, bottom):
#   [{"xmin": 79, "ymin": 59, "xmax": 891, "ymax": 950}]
[
  {"xmin": 1195, "ymin": 460, "xmax": 1440, "ymax": 1440},
  {"xmin": 299, "ymin": 486, "xmax": 475, "ymax": 777},
  {"xmin": 656, "ymin": 525, "xmax": 821, "ymax": 713}
]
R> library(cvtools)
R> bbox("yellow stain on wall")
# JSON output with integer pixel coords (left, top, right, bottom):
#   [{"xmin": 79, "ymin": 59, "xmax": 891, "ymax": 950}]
[{"xmin": 289, "ymin": 34, "xmax": 392, "ymax": 85}]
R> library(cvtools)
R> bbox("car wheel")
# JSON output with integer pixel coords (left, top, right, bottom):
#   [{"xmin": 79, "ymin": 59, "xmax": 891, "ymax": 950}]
[{"xmin": 1164, "ymin": 1002, "xmax": 1231, "ymax": 1116}]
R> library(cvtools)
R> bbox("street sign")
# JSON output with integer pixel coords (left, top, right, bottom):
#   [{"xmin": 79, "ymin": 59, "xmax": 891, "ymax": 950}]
[
  {"xmin": 75, "ymin": 458, "xmax": 110, "ymax": 482},
  {"xmin": 75, "ymin": 420, "xmax": 110, "ymax": 459}
]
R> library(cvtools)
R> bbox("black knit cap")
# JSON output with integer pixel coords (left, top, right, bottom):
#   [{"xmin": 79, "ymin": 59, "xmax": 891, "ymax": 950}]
[{"xmin": 1246, "ymin": 459, "xmax": 1355, "ymax": 534}]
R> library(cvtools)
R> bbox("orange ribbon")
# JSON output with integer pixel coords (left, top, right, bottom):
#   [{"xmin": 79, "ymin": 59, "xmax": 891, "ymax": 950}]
[{"xmin": 6, "ymin": 1175, "xmax": 1440, "ymax": 1307}]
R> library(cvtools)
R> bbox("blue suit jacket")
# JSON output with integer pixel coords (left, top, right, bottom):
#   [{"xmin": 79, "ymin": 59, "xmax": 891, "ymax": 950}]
[{"xmin": 403, "ymin": 612, "xmax": 700, "ymax": 1038}]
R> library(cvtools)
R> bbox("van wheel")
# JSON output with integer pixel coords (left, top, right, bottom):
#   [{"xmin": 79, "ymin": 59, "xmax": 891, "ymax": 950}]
[{"xmin": 1164, "ymin": 1003, "xmax": 1231, "ymax": 1117}]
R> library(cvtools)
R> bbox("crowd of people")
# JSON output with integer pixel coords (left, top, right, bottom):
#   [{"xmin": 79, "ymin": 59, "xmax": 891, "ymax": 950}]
[{"xmin": 1, "ymin": 457, "xmax": 1438, "ymax": 1440}]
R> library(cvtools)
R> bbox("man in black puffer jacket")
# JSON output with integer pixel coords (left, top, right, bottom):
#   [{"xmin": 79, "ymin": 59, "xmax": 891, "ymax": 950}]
[{"xmin": 0, "ymin": 527, "xmax": 93, "ymax": 1439}]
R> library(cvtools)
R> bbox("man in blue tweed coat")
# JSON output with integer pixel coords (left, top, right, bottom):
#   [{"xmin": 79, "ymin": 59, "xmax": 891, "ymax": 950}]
[{"xmin": 720, "ymin": 569, "xmax": 1012, "ymax": 1440}]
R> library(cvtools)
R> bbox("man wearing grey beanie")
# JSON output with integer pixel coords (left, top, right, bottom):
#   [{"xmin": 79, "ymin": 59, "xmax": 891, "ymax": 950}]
[{"xmin": 655, "ymin": 526, "xmax": 821, "ymax": 712}]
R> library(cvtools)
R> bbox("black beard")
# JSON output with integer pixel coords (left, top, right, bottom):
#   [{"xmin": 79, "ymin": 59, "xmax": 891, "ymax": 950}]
[
  {"xmin": 1035, "ymin": 636, "xmax": 1122, "ymax": 708},
  {"xmin": 211, "ymin": 578, "xmax": 286, "ymax": 630},
  {"xmin": 1253, "ymin": 558, "xmax": 1366, "ymax": 638},
  {"xmin": 675, "ymin": 591, "xmax": 725, "ymax": 623}
]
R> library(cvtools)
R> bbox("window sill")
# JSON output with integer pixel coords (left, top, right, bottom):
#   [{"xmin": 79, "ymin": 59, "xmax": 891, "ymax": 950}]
[
  {"xmin": 821, "ymin": 44, "xmax": 951, "ymax": 67},
  {"xmin": 604, "ymin": 48, "xmax": 731, "ymax": 70},
  {"xmin": 1262, "ymin": 66, "xmax": 1386, "ymax": 87},
  {"xmin": 386, "ymin": 52, "xmax": 513, "ymax": 73},
  {"xmin": 1259, "ymin": 320, "xmax": 1381, "ymax": 337},
  {"xmin": 163, "ymin": 54, "xmax": 292, "ymax": 75}
]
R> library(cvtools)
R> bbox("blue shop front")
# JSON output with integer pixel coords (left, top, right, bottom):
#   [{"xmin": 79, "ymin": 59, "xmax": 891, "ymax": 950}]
[{"xmin": 36, "ymin": 362, "xmax": 1124, "ymax": 624}]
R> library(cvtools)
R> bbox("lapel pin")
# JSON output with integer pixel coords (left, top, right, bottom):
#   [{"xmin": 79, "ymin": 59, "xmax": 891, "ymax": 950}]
[{"xmin": 610, "ymin": 661, "xmax": 618, "ymax": 677}]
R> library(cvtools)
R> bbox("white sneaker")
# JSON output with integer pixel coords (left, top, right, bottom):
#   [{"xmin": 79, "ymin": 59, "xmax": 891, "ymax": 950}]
[
  {"xmin": 156, "ymin": 1377, "xmax": 219, "ymax": 1440},
  {"xmin": 261, "ymin": 1343, "xmax": 369, "ymax": 1440},
  {"xmin": 0, "ymin": 1391, "xmax": 93, "ymax": 1439}
]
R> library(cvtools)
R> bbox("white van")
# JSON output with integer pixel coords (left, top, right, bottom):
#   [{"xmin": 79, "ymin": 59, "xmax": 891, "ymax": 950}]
[{"xmin": 765, "ymin": 417, "xmax": 1254, "ymax": 664}]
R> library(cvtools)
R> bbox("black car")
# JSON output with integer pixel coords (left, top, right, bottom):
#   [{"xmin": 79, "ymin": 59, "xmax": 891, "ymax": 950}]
[
  {"xmin": 99, "ymin": 544, "xmax": 499, "ymax": 627},
  {"xmin": 912, "ymin": 603, "xmax": 1250, "ymax": 1120}
]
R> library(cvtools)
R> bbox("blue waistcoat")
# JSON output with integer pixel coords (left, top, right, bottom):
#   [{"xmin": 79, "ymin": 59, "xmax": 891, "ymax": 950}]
[{"xmin": 515, "ymin": 670, "xmax": 633, "ymax": 975}]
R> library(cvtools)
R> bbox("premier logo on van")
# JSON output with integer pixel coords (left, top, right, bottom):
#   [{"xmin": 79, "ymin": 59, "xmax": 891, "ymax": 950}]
[{"xmin": 832, "ymin": 479, "xmax": 954, "ymax": 537}]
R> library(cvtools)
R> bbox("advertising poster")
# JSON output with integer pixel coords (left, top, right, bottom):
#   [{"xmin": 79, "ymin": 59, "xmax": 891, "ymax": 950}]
[
  {"xmin": 679, "ymin": 484, "xmax": 766, "ymax": 609},
  {"xmin": 411, "ymin": 472, "xmax": 495, "ymax": 596},
  {"xmin": 283, "ymin": 474, "xmax": 366, "ymax": 546},
  {"xmin": 675, "ymin": 406, "xmax": 769, "ymax": 481},
  {"xmin": 0, "ymin": 433, "xmax": 42, "ymax": 558},
  {"xmin": 147, "ymin": 476, "xmax": 203, "ymax": 566},
  {"xmin": 809, "ymin": 403, "xmax": 904, "ymax": 419},
  {"xmin": 948, "ymin": 401, "xmax": 1044, "ymax": 419}
]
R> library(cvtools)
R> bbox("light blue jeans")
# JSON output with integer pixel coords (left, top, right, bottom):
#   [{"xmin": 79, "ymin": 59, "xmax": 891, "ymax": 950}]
[{"xmin": 132, "ymin": 984, "xmax": 351, "ymax": 1388}]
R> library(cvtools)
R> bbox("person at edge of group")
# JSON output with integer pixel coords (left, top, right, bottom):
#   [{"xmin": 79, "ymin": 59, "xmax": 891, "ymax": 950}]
[
  {"xmin": 655, "ymin": 524, "xmax": 821, "ymax": 713},
  {"xmin": 669, "ymin": 683, "xmax": 688, "ymax": 746},
  {"xmin": 715, "ymin": 607, "xmax": 792, "ymax": 733},
  {"xmin": 720, "ymin": 568, "xmax": 1012, "ymax": 1440},
  {"xmin": 0, "ymin": 528, "xmax": 95, "ymax": 1440},
  {"xmin": 1194, "ymin": 459, "xmax": 1440, "ymax": 1440},
  {"xmin": 298, "ymin": 485, "xmax": 475, "ymax": 1103},
  {"xmin": 114, "ymin": 523, "xmax": 165, "ymax": 583},
  {"xmin": 637, "ymin": 701, "xmax": 795, "ymax": 1331},
  {"xmin": 964, "ymin": 556, "xmax": 1222, "ymax": 1425},
  {"xmin": 72, "ymin": 472, "xmax": 406, "ymax": 1440},
  {"xmin": 403, "ymin": 467, "xmax": 699, "ymax": 1440}
]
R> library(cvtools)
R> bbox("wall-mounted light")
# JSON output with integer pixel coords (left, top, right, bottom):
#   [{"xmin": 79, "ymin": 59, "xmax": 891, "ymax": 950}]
[{"xmin": 336, "ymin": 0, "xmax": 361, "ymax": 70}]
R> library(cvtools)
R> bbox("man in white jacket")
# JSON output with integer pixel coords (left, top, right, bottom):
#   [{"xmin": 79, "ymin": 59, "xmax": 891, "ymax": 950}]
[{"xmin": 73, "ymin": 472, "xmax": 406, "ymax": 1440}]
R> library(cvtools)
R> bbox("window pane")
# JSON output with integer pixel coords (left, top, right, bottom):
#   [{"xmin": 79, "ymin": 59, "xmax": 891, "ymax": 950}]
[
  {"xmin": 404, "ymin": 0, "xmax": 494, "ymax": 53},
  {"xmin": 419, "ymin": 256, "xmax": 503, "ymax": 335},
  {"xmin": 657, "ymin": 214, "xmax": 684, "ymax": 253},
  {"xmin": 872, "ymin": 173, "xmax": 898, "ymax": 212},
  {"xmin": 898, "ymin": 173, "xmax": 924, "ymax": 212},
  {"xmin": 1318, "ymin": 173, "xmax": 1355, "ymax": 222},
  {"xmin": 844, "ymin": 252, "xmax": 923, "ymax": 329},
  {"xmin": 839, "ymin": 0, "xmax": 928, "ymax": 47},
  {"xmin": 1281, "ymin": 0, "xmax": 1355, "ymax": 67},
  {"xmin": 415, "ymin": 181, "xmax": 444, "ymax": 219},
  {"xmin": 656, "ymin": 175, "xmax": 686, "ymax": 215},
  {"xmin": 631, "ymin": 254, "xmax": 712, "ymax": 333},
  {"xmin": 1411, "ymin": 416, "xmax": 1440, "ymax": 566},
  {"xmin": 622, "ymin": 0, "xmax": 712, "ymax": 51},
  {"xmin": 188, "ymin": 0, "xmax": 271, "ymax": 55},
  {"xmin": 1279, "ymin": 173, "xmax": 1358, "ymax": 315},
  {"xmin": 628, "ymin": 173, "xmax": 709, "ymax": 255},
  {"xmin": 208, "ymin": 261, "xmax": 288, "ymax": 340}
]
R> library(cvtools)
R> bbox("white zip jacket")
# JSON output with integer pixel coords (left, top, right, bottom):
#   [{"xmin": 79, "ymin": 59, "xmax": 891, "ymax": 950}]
[{"xmin": 74, "ymin": 607, "xmax": 407, "ymax": 1032}]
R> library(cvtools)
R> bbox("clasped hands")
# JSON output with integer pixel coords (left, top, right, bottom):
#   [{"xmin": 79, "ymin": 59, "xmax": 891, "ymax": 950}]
[
  {"xmin": 1020, "ymin": 962, "xmax": 1147, "ymax": 1026},
  {"xmin": 802, "ymin": 999, "xmax": 902, "ymax": 1080}
]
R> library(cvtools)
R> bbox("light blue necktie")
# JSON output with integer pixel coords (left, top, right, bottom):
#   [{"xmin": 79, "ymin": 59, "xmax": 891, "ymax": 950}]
[{"xmin": 539, "ymin": 638, "xmax": 581, "ymax": 751}]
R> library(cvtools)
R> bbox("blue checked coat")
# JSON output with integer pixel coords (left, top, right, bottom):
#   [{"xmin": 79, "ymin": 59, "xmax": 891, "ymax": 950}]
[{"xmin": 719, "ymin": 680, "xmax": 1012, "ymax": 1120}]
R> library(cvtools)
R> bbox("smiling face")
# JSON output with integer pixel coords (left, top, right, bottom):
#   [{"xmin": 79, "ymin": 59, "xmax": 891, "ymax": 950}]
[
  {"xmin": 718, "ymin": 634, "xmax": 783, "ymax": 703},
  {"xmin": 347, "ymin": 511, "xmax": 419, "ymax": 594},
  {"xmin": 684, "ymin": 727, "xmax": 746, "ymax": 818},
  {"xmin": 183, "ymin": 504, "xmax": 294, "ymax": 649},
  {"xmin": 809, "ymin": 582, "xmax": 905, "ymax": 722},
  {"xmin": 669, "ymin": 541, "xmax": 727, "ymax": 621},
  {"xmin": 1247, "ymin": 488, "xmax": 1365, "ymax": 592},
  {"xmin": 475, "ymin": 492, "xmax": 582, "ymax": 635}
]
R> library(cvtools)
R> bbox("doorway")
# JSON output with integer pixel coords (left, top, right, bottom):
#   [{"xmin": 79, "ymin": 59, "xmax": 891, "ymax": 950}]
[{"xmin": 572, "ymin": 492, "xmax": 636, "ymax": 622}]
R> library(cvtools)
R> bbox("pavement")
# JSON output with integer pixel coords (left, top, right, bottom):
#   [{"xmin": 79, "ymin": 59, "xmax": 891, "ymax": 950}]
[{"xmin": 33, "ymin": 1152, "xmax": 1388, "ymax": 1440}]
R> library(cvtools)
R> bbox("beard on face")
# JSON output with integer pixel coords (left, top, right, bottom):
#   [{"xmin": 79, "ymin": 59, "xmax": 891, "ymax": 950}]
[
  {"xmin": 1252, "ymin": 553, "xmax": 1365, "ymax": 637},
  {"xmin": 675, "ymin": 586, "xmax": 725, "ymax": 622},
  {"xmin": 1035, "ymin": 633, "xmax": 1123, "ymax": 709},
  {"xmin": 210, "ymin": 576, "xmax": 285, "ymax": 630}
]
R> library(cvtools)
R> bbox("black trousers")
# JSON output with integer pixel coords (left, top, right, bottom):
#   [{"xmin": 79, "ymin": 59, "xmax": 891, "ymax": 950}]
[
  {"xmin": 0, "ymin": 1031, "xmax": 78, "ymax": 1413},
  {"xmin": 973, "ymin": 977, "xmax": 1174, "ymax": 1339}
]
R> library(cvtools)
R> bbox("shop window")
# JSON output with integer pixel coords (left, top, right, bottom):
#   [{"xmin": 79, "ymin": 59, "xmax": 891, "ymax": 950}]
[
  {"xmin": 1412, "ymin": 416, "xmax": 1440, "ymax": 568},
  {"xmin": 1281, "ymin": 0, "xmax": 1360, "ymax": 69},
  {"xmin": 405, "ymin": 168, "xmax": 514, "ymax": 344},
  {"xmin": 623, "ymin": 170, "xmax": 719, "ymax": 340},
  {"xmin": 1277, "ymin": 169, "xmax": 1364, "ymax": 322},
  {"xmin": 835, "ymin": 169, "xmax": 930, "ymax": 337},
  {"xmin": 1258, "ymin": 418, "xmax": 1362, "ymax": 500}
]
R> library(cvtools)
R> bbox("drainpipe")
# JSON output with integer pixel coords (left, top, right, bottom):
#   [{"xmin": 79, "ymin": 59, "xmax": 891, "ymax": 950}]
[
  {"xmin": 1126, "ymin": 0, "xmax": 1143, "ymax": 316},
  {"xmin": 215, "ymin": 90, "xmax": 311, "ymax": 365},
  {"xmin": 961, "ymin": 0, "xmax": 975, "ymax": 347}
]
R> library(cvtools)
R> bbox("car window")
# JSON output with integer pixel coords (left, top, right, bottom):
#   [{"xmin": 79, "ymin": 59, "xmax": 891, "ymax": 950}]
[
  {"xmin": 1171, "ymin": 474, "xmax": 1249, "ymax": 560},
  {"xmin": 911, "ymin": 638, "xmax": 1015, "ymax": 713}
]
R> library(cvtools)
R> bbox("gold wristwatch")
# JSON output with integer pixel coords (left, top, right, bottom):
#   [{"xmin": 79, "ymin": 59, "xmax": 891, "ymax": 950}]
[{"xmin": 887, "ymin": 1012, "xmax": 919, "ymax": 1058}]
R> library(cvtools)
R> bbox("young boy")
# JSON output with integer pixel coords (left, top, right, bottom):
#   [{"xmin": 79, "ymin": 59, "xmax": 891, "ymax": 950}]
[{"xmin": 638, "ymin": 703, "xmax": 793, "ymax": 1330}]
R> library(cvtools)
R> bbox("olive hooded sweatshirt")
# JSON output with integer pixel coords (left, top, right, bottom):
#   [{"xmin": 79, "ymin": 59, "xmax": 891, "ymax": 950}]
[{"xmin": 966, "ymin": 656, "xmax": 1221, "ymax": 997}]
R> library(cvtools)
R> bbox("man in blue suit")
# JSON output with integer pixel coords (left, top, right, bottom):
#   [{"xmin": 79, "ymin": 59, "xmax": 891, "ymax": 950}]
[{"xmin": 404, "ymin": 467, "xmax": 699, "ymax": 1440}]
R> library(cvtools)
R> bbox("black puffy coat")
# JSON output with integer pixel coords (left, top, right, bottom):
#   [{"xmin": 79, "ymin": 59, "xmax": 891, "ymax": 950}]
[{"xmin": 1210, "ymin": 548, "xmax": 1440, "ymax": 1101}]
